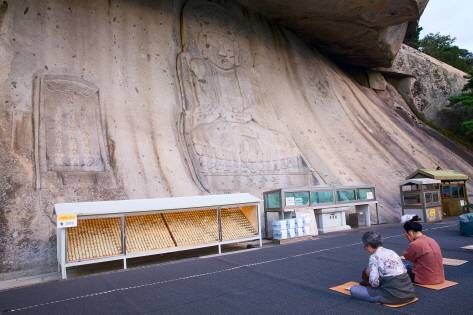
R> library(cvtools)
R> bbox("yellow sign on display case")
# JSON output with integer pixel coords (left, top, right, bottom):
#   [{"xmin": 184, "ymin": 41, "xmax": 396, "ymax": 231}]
[
  {"xmin": 57, "ymin": 213, "xmax": 77, "ymax": 228},
  {"xmin": 428, "ymin": 208, "xmax": 437, "ymax": 219}
]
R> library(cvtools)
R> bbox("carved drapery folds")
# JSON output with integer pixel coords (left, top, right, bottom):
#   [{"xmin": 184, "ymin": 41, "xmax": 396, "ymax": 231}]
[{"xmin": 178, "ymin": 0, "xmax": 316, "ymax": 193}]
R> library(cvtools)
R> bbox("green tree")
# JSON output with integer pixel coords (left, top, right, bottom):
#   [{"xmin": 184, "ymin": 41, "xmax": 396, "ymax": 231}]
[
  {"xmin": 404, "ymin": 23, "xmax": 423, "ymax": 49},
  {"xmin": 418, "ymin": 33, "xmax": 473, "ymax": 73},
  {"xmin": 446, "ymin": 72, "xmax": 473, "ymax": 145},
  {"xmin": 462, "ymin": 72, "xmax": 473, "ymax": 92}
]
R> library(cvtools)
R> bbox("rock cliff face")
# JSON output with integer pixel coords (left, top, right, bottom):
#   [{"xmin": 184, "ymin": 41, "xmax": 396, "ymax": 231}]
[
  {"xmin": 378, "ymin": 44, "xmax": 467, "ymax": 126},
  {"xmin": 0, "ymin": 0, "xmax": 471, "ymax": 278},
  {"xmin": 237, "ymin": 0, "xmax": 429, "ymax": 67}
]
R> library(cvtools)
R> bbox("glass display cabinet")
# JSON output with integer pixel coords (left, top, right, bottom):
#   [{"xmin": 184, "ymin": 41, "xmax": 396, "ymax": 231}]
[{"xmin": 263, "ymin": 185, "xmax": 377, "ymax": 237}]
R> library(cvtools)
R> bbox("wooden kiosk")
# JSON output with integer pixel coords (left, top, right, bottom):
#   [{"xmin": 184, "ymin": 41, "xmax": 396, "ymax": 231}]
[
  {"xmin": 400, "ymin": 178, "xmax": 442, "ymax": 222},
  {"xmin": 55, "ymin": 193, "xmax": 262, "ymax": 279},
  {"xmin": 407, "ymin": 169, "xmax": 469, "ymax": 217}
]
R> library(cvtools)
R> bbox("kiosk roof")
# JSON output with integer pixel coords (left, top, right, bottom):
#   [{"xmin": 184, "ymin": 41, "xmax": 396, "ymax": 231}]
[{"xmin": 407, "ymin": 169, "xmax": 469, "ymax": 181}]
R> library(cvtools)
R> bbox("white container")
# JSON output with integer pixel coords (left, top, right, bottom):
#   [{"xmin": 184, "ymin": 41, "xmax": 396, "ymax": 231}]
[
  {"xmin": 272, "ymin": 219, "xmax": 287, "ymax": 230},
  {"xmin": 296, "ymin": 227, "xmax": 304, "ymax": 236},
  {"xmin": 272, "ymin": 220, "xmax": 287, "ymax": 238},
  {"xmin": 288, "ymin": 228, "xmax": 296, "ymax": 238},
  {"xmin": 302, "ymin": 226, "xmax": 308, "ymax": 236},
  {"xmin": 295, "ymin": 218, "xmax": 304, "ymax": 228},
  {"xmin": 287, "ymin": 219, "xmax": 296, "ymax": 229},
  {"xmin": 295, "ymin": 210, "xmax": 318, "ymax": 236},
  {"xmin": 273, "ymin": 230, "xmax": 288, "ymax": 240}
]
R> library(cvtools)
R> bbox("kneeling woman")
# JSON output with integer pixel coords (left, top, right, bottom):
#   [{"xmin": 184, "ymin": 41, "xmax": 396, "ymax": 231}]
[
  {"xmin": 350, "ymin": 231, "xmax": 416, "ymax": 304},
  {"xmin": 403, "ymin": 216, "xmax": 445, "ymax": 285}
]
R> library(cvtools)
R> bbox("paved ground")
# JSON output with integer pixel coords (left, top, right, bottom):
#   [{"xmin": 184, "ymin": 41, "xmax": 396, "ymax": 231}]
[{"xmin": 0, "ymin": 220, "xmax": 472, "ymax": 314}]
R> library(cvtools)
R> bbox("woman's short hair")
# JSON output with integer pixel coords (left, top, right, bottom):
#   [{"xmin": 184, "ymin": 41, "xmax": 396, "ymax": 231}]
[
  {"xmin": 362, "ymin": 231, "xmax": 383, "ymax": 248},
  {"xmin": 403, "ymin": 215, "xmax": 423, "ymax": 232}
]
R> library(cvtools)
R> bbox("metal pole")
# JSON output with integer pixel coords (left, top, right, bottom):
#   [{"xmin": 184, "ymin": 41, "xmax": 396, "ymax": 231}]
[
  {"xmin": 264, "ymin": 210, "xmax": 268, "ymax": 239},
  {"xmin": 121, "ymin": 216, "xmax": 127, "ymax": 270},
  {"xmin": 217, "ymin": 207, "xmax": 222, "ymax": 254},
  {"xmin": 257, "ymin": 204, "xmax": 263, "ymax": 248},
  {"xmin": 376, "ymin": 203, "xmax": 380, "ymax": 225},
  {"xmin": 61, "ymin": 229, "xmax": 67, "ymax": 279},
  {"xmin": 121, "ymin": 216, "xmax": 126, "ymax": 254},
  {"xmin": 57, "ymin": 228, "xmax": 60, "ymax": 273}
]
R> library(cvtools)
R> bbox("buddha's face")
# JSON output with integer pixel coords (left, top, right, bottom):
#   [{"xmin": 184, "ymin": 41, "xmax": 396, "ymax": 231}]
[
  {"xmin": 199, "ymin": 30, "xmax": 239, "ymax": 70},
  {"xmin": 196, "ymin": 9, "xmax": 241, "ymax": 70}
]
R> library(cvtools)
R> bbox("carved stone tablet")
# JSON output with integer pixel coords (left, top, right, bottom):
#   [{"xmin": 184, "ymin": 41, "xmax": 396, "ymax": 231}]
[{"xmin": 34, "ymin": 74, "xmax": 109, "ymax": 188}]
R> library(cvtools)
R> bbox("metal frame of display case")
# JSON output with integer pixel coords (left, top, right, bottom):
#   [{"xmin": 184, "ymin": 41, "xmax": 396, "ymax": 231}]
[
  {"xmin": 55, "ymin": 193, "xmax": 262, "ymax": 279},
  {"xmin": 263, "ymin": 185, "xmax": 377, "ymax": 237}
]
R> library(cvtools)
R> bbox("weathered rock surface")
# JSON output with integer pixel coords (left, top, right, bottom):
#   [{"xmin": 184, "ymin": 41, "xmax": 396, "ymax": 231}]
[
  {"xmin": 237, "ymin": 0, "xmax": 429, "ymax": 67},
  {"xmin": 0, "ymin": 0, "xmax": 471, "ymax": 279},
  {"xmin": 378, "ymin": 44, "xmax": 468, "ymax": 126}
]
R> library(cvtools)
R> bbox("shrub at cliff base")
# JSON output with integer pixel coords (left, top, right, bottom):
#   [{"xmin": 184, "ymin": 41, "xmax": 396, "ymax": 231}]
[{"xmin": 441, "ymin": 72, "xmax": 473, "ymax": 145}]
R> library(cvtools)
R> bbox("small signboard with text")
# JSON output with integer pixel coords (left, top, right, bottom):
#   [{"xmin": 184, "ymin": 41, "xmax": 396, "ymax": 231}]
[
  {"xmin": 57, "ymin": 213, "xmax": 77, "ymax": 228},
  {"xmin": 285, "ymin": 197, "xmax": 295, "ymax": 206}
]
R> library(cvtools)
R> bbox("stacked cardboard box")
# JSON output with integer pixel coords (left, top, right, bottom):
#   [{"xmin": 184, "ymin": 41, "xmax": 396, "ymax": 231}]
[
  {"xmin": 287, "ymin": 219, "xmax": 296, "ymax": 238},
  {"xmin": 273, "ymin": 217, "xmax": 311, "ymax": 240},
  {"xmin": 272, "ymin": 219, "xmax": 288, "ymax": 240},
  {"xmin": 295, "ymin": 218, "xmax": 311, "ymax": 236}
]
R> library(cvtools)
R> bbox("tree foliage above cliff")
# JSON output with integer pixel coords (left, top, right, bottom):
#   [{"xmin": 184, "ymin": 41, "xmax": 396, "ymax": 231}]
[
  {"xmin": 444, "ymin": 73, "xmax": 473, "ymax": 145},
  {"xmin": 417, "ymin": 33, "xmax": 473, "ymax": 73},
  {"xmin": 409, "ymin": 27, "xmax": 473, "ymax": 145},
  {"xmin": 404, "ymin": 24, "xmax": 423, "ymax": 50}
]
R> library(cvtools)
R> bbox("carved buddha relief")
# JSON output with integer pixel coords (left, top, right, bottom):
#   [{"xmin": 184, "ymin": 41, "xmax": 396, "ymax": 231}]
[
  {"xmin": 34, "ymin": 74, "xmax": 110, "ymax": 188},
  {"xmin": 178, "ymin": 0, "xmax": 316, "ymax": 192}
]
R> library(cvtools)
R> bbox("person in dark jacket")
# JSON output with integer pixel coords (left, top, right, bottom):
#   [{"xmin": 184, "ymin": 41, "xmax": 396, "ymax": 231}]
[{"xmin": 350, "ymin": 231, "xmax": 416, "ymax": 304}]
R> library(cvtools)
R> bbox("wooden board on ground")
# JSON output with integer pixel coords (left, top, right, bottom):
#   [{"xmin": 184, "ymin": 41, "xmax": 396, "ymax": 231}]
[
  {"xmin": 461, "ymin": 245, "xmax": 473, "ymax": 250},
  {"xmin": 329, "ymin": 281, "xmax": 419, "ymax": 308},
  {"xmin": 329, "ymin": 281, "xmax": 358, "ymax": 296},
  {"xmin": 416, "ymin": 280, "xmax": 458, "ymax": 290},
  {"xmin": 384, "ymin": 298, "xmax": 419, "ymax": 308},
  {"xmin": 443, "ymin": 258, "xmax": 468, "ymax": 266}
]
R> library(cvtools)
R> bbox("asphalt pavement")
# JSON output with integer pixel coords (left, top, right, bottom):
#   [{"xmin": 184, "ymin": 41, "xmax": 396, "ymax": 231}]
[{"xmin": 0, "ymin": 220, "xmax": 472, "ymax": 314}]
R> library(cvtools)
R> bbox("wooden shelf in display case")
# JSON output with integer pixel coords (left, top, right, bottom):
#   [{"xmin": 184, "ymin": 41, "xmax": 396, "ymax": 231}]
[
  {"xmin": 163, "ymin": 209, "xmax": 219, "ymax": 247},
  {"xmin": 125, "ymin": 214, "xmax": 176, "ymax": 254},
  {"xmin": 67, "ymin": 218, "xmax": 121, "ymax": 263},
  {"xmin": 221, "ymin": 206, "xmax": 258, "ymax": 241}
]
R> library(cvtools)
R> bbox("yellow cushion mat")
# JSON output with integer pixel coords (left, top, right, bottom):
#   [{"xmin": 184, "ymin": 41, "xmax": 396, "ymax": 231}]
[
  {"xmin": 329, "ymin": 281, "xmax": 419, "ymax": 308},
  {"xmin": 443, "ymin": 258, "xmax": 468, "ymax": 266},
  {"xmin": 416, "ymin": 280, "xmax": 458, "ymax": 290}
]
